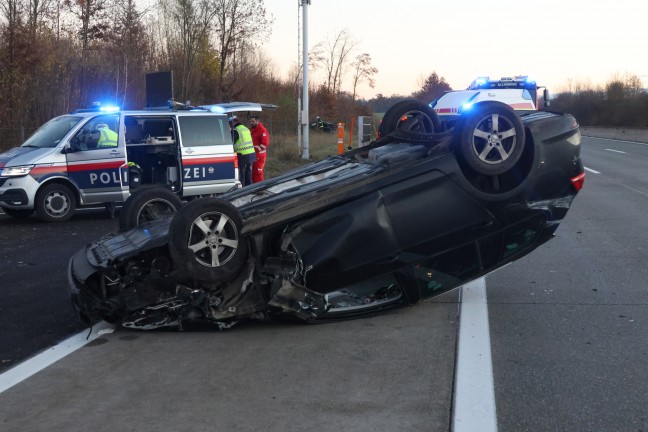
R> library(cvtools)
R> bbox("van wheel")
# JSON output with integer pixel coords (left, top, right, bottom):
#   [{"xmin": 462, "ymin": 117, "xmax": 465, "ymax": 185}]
[
  {"xmin": 119, "ymin": 186, "xmax": 183, "ymax": 231},
  {"xmin": 2, "ymin": 208, "xmax": 34, "ymax": 219},
  {"xmin": 168, "ymin": 198, "xmax": 247, "ymax": 282},
  {"xmin": 35, "ymin": 183, "xmax": 76, "ymax": 222}
]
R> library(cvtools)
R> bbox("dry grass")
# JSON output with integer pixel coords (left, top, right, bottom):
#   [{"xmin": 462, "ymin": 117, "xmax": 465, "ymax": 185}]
[{"xmin": 265, "ymin": 131, "xmax": 343, "ymax": 179}]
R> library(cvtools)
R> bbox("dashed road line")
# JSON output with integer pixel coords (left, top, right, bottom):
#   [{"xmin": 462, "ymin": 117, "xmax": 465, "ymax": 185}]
[
  {"xmin": 605, "ymin": 148, "xmax": 626, "ymax": 154},
  {"xmin": 584, "ymin": 167, "xmax": 600, "ymax": 174},
  {"xmin": 453, "ymin": 277, "xmax": 498, "ymax": 432},
  {"xmin": 0, "ymin": 321, "xmax": 114, "ymax": 394}
]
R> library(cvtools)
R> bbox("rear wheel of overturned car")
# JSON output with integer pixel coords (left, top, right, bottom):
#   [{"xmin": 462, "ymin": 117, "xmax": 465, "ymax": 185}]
[
  {"xmin": 2, "ymin": 207, "xmax": 34, "ymax": 219},
  {"xmin": 119, "ymin": 186, "xmax": 183, "ymax": 231},
  {"xmin": 168, "ymin": 198, "xmax": 248, "ymax": 281},
  {"xmin": 378, "ymin": 98, "xmax": 442, "ymax": 137},
  {"xmin": 35, "ymin": 183, "xmax": 76, "ymax": 222},
  {"xmin": 455, "ymin": 102, "xmax": 525, "ymax": 176}
]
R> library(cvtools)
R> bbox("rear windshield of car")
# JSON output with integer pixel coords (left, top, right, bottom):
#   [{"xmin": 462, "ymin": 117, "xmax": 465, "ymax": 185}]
[
  {"xmin": 21, "ymin": 115, "xmax": 84, "ymax": 148},
  {"xmin": 178, "ymin": 116, "xmax": 231, "ymax": 147}
]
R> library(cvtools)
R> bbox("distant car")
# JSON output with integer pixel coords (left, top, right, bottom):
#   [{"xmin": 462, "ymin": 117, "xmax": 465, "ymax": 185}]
[{"xmin": 68, "ymin": 99, "xmax": 584, "ymax": 330}]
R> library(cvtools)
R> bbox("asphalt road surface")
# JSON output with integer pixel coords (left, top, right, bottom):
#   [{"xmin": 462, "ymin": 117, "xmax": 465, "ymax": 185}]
[{"xmin": 1, "ymin": 136, "xmax": 647, "ymax": 431}]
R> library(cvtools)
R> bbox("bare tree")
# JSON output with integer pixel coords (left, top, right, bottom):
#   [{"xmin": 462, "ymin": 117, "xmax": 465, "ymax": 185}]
[
  {"xmin": 161, "ymin": 0, "xmax": 219, "ymax": 101},
  {"xmin": 111, "ymin": 0, "xmax": 149, "ymax": 107},
  {"xmin": 350, "ymin": 52, "xmax": 377, "ymax": 101},
  {"xmin": 311, "ymin": 28, "xmax": 357, "ymax": 94},
  {"xmin": 213, "ymin": 0, "xmax": 273, "ymax": 101}
]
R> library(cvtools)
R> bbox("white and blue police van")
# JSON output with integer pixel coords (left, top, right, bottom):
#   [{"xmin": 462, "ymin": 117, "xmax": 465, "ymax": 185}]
[{"xmin": 0, "ymin": 102, "xmax": 266, "ymax": 222}]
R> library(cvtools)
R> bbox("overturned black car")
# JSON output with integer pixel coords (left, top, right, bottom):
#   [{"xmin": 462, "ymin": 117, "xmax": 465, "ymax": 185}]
[{"xmin": 68, "ymin": 100, "xmax": 585, "ymax": 330}]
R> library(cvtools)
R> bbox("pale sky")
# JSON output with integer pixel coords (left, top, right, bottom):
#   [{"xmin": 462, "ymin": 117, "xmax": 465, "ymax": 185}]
[{"xmin": 262, "ymin": 0, "xmax": 648, "ymax": 98}]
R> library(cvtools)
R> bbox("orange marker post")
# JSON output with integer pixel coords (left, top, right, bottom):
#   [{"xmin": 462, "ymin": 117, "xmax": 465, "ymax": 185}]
[{"xmin": 337, "ymin": 122, "xmax": 345, "ymax": 154}]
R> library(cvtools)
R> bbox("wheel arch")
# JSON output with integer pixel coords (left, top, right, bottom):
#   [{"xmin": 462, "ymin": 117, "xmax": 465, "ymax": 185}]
[{"xmin": 37, "ymin": 176, "xmax": 82, "ymax": 206}]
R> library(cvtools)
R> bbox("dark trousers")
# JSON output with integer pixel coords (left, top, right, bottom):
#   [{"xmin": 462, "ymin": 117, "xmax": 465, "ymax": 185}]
[{"xmin": 239, "ymin": 163, "xmax": 253, "ymax": 186}]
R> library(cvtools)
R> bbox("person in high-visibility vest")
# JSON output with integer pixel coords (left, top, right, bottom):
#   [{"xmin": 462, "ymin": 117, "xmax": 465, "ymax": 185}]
[
  {"xmin": 96, "ymin": 124, "xmax": 118, "ymax": 148},
  {"xmin": 230, "ymin": 116, "xmax": 257, "ymax": 187},
  {"xmin": 249, "ymin": 115, "xmax": 269, "ymax": 183}
]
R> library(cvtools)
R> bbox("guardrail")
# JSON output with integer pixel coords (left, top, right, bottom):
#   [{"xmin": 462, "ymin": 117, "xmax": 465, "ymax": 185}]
[{"xmin": 580, "ymin": 127, "xmax": 648, "ymax": 144}]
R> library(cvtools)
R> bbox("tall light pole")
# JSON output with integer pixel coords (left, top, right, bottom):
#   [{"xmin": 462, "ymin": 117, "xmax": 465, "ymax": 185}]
[{"xmin": 301, "ymin": 0, "xmax": 310, "ymax": 159}]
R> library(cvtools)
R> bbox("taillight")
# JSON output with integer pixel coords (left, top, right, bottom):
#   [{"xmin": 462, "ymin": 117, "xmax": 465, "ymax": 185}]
[{"xmin": 571, "ymin": 172, "xmax": 585, "ymax": 191}]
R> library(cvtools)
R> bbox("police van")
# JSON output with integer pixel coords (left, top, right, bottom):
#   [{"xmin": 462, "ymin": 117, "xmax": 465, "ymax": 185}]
[{"xmin": 0, "ymin": 102, "xmax": 267, "ymax": 222}]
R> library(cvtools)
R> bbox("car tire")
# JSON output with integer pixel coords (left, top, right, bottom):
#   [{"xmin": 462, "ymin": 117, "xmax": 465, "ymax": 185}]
[
  {"xmin": 168, "ymin": 198, "xmax": 248, "ymax": 282},
  {"xmin": 455, "ymin": 102, "xmax": 525, "ymax": 176},
  {"xmin": 35, "ymin": 183, "xmax": 76, "ymax": 222},
  {"xmin": 119, "ymin": 186, "xmax": 183, "ymax": 231},
  {"xmin": 2, "ymin": 208, "xmax": 34, "ymax": 219},
  {"xmin": 379, "ymin": 99, "xmax": 442, "ymax": 137}
]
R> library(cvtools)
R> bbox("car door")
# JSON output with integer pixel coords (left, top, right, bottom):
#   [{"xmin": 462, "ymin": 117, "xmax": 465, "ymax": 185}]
[
  {"xmin": 65, "ymin": 114, "xmax": 128, "ymax": 204},
  {"xmin": 177, "ymin": 114, "xmax": 237, "ymax": 196}
]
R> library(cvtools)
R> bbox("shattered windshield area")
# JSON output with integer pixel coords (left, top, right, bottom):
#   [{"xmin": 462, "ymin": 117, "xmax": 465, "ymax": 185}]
[{"xmin": 21, "ymin": 116, "xmax": 84, "ymax": 148}]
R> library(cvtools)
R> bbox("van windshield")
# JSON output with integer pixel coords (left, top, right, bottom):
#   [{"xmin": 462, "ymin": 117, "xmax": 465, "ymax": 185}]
[{"xmin": 21, "ymin": 116, "xmax": 84, "ymax": 149}]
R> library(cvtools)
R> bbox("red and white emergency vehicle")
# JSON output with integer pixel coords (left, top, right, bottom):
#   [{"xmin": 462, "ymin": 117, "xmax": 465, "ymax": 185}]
[{"xmin": 431, "ymin": 76, "xmax": 550, "ymax": 124}]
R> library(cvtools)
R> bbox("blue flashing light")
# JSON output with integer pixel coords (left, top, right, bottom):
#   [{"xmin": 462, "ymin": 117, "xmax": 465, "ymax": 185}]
[
  {"xmin": 99, "ymin": 105, "xmax": 120, "ymax": 113},
  {"xmin": 209, "ymin": 105, "xmax": 225, "ymax": 113},
  {"xmin": 461, "ymin": 102, "xmax": 474, "ymax": 111},
  {"xmin": 475, "ymin": 78, "xmax": 487, "ymax": 86}
]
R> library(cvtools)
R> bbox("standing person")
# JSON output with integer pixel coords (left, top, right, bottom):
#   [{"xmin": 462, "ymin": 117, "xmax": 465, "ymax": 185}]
[
  {"xmin": 249, "ymin": 115, "xmax": 270, "ymax": 183},
  {"xmin": 230, "ymin": 116, "xmax": 256, "ymax": 187}
]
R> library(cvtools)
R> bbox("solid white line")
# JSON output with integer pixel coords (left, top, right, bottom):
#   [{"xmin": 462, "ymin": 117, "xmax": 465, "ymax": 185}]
[
  {"xmin": 453, "ymin": 277, "xmax": 498, "ymax": 432},
  {"xmin": 605, "ymin": 148, "xmax": 626, "ymax": 154},
  {"xmin": 585, "ymin": 136, "xmax": 648, "ymax": 146},
  {"xmin": 0, "ymin": 321, "xmax": 114, "ymax": 394},
  {"xmin": 584, "ymin": 167, "xmax": 600, "ymax": 174}
]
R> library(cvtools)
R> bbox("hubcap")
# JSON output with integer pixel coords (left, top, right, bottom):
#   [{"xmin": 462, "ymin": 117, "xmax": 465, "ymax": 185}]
[
  {"xmin": 45, "ymin": 191, "xmax": 69, "ymax": 216},
  {"xmin": 187, "ymin": 212, "xmax": 239, "ymax": 267},
  {"xmin": 471, "ymin": 113, "xmax": 517, "ymax": 164}
]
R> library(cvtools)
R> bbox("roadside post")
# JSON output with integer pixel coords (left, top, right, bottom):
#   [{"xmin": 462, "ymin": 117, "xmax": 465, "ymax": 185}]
[
  {"xmin": 337, "ymin": 123, "xmax": 345, "ymax": 154},
  {"xmin": 348, "ymin": 117, "xmax": 355, "ymax": 150}
]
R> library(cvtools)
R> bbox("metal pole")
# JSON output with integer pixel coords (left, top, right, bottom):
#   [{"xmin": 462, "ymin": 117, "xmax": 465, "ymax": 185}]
[
  {"xmin": 297, "ymin": 97, "xmax": 302, "ymax": 153},
  {"xmin": 301, "ymin": 0, "xmax": 310, "ymax": 159},
  {"xmin": 297, "ymin": 2, "xmax": 301, "ymax": 153}
]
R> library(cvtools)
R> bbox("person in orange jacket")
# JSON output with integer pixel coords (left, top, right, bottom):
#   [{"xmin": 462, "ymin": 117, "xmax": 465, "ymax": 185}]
[{"xmin": 249, "ymin": 115, "xmax": 269, "ymax": 183}]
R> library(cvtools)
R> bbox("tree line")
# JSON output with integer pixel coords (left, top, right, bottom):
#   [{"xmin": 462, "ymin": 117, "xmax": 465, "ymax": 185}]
[
  {"xmin": 1, "ymin": 0, "xmax": 646, "ymax": 152},
  {"xmin": 0, "ymin": 0, "xmax": 385, "ymax": 150},
  {"xmin": 549, "ymin": 74, "xmax": 648, "ymax": 128}
]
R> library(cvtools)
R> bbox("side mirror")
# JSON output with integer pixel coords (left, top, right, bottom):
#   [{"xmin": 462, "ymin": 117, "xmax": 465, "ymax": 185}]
[{"xmin": 543, "ymin": 89, "xmax": 551, "ymax": 108}]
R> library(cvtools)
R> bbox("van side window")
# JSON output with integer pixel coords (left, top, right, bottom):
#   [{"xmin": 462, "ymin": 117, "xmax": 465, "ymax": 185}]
[
  {"xmin": 179, "ymin": 116, "xmax": 230, "ymax": 147},
  {"xmin": 74, "ymin": 114, "xmax": 120, "ymax": 150}
]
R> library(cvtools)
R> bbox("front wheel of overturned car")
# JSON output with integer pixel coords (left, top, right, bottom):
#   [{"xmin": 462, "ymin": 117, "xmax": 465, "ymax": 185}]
[
  {"xmin": 119, "ymin": 186, "xmax": 183, "ymax": 231},
  {"xmin": 168, "ymin": 198, "xmax": 248, "ymax": 282},
  {"xmin": 378, "ymin": 98, "xmax": 442, "ymax": 138},
  {"xmin": 455, "ymin": 102, "xmax": 525, "ymax": 176},
  {"xmin": 35, "ymin": 183, "xmax": 77, "ymax": 222}
]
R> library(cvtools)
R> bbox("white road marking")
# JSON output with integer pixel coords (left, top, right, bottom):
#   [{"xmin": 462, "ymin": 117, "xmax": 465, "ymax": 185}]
[
  {"xmin": 0, "ymin": 321, "xmax": 114, "ymax": 394},
  {"xmin": 618, "ymin": 183, "xmax": 648, "ymax": 198},
  {"xmin": 584, "ymin": 167, "xmax": 600, "ymax": 174},
  {"xmin": 453, "ymin": 277, "xmax": 498, "ymax": 432},
  {"xmin": 605, "ymin": 148, "xmax": 626, "ymax": 154},
  {"xmin": 585, "ymin": 136, "xmax": 648, "ymax": 146}
]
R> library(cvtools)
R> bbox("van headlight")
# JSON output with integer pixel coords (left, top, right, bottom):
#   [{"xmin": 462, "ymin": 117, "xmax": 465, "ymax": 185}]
[{"xmin": 2, "ymin": 165, "xmax": 34, "ymax": 177}]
